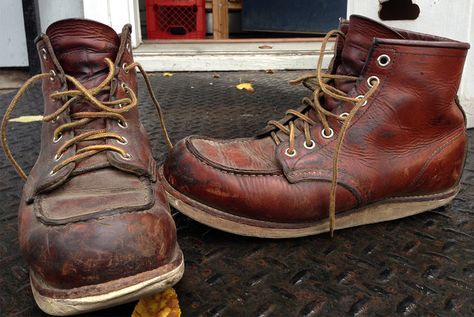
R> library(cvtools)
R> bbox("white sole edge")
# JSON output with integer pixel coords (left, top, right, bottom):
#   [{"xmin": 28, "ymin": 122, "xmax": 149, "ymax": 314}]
[{"xmin": 31, "ymin": 256, "xmax": 185, "ymax": 316}]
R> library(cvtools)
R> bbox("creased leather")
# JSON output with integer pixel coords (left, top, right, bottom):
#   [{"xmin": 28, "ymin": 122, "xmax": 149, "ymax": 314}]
[
  {"xmin": 18, "ymin": 19, "xmax": 179, "ymax": 289},
  {"xmin": 25, "ymin": 21, "xmax": 156, "ymax": 201},
  {"xmin": 163, "ymin": 15, "xmax": 470, "ymax": 224}
]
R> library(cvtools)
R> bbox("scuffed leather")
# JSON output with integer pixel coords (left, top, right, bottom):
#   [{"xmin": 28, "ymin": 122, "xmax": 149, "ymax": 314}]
[
  {"xmin": 190, "ymin": 136, "xmax": 280, "ymax": 172},
  {"xmin": 163, "ymin": 15, "xmax": 469, "ymax": 224},
  {"xmin": 164, "ymin": 138, "xmax": 359, "ymax": 223},
  {"xmin": 19, "ymin": 181, "xmax": 177, "ymax": 289},
  {"xmin": 18, "ymin": 19, "xmax": 178, "ymax": 289}
]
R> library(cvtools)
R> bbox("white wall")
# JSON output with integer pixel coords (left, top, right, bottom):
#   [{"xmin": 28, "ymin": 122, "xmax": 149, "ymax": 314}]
[
  {"xmin": 38, "ymin": 0, "xmax": 84, "ymax": 32},
  {"xmin": 0, "ymin": 0, "xmax": 28, "ymax": 67},
  {"xmin": 82, "ymin": 0, "xmax": 141, "ymax": 47},
  {"xmin": 347, "ymin": 0, "xmax": 474, "ymax": 128}
]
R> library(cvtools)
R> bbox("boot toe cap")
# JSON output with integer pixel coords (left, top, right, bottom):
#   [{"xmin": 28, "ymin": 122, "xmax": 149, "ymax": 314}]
[
  {"xmin": 18, "ymin": 180, "xmax": 179, "ymax": 289},
  {"xmin": 163, "ymin": 136, "xmax": 358, "ymax": 223}
]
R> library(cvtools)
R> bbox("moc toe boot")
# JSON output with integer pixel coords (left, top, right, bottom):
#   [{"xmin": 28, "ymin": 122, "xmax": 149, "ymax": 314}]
[
  {"xmin": 2, "ymin": 19, "xmax": 183, "ymax": 315},
  {"xmin": 160, "ymin": 15, "xmax": 470, "ymax": 238}
]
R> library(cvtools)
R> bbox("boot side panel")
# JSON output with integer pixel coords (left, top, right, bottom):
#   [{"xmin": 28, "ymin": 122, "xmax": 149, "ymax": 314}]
[
  {"xmin": 367, "ymin": 42, "xmax": 469, "ymax": 197},
  {"xmin": 407, "ymin": 128, "xmax": 467, "ymax": 195}
]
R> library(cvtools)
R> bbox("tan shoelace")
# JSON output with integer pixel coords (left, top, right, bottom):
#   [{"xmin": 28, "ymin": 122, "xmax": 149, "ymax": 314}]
[
  {"xmin": 267, "ymin": 30, "xmax": 380, "ymax": 235},
  {"xmin": 1, "ymin": 58, "xmax": 172, "ymax": 180}
]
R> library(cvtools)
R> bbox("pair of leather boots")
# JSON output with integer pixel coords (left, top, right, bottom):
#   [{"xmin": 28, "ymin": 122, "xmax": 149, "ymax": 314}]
[{"xmin": 1, "ymin": 15, "xmax": 470, "ymax": 315}]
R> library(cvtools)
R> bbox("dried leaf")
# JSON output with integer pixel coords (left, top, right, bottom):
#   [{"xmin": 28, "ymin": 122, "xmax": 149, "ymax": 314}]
[
  {"xmin": 9, "ymin": 115, "xmax": 43, "ymax": 123},
  {"xmin": 213, "ymin": 73, "xmax": 220, "ymax": 78},
  {"xmin": 265, "ymin": 69, "xmax": 274, "ymax": 74},
  {"xmin": 163, "ymin": 72, "xmax": 174, "ymax": 77},
  {"xmin": 132, "ymin": 288, "xmax": 181, "ymax": 317},
  {"xmin": 236, "ymin": 83, "xmax": 254, "ymax": 93}
]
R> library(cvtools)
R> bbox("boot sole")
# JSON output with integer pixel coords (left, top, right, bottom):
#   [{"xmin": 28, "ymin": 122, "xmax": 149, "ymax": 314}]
[
  {"xmin": 30, "ymin": 248, "xmax": 184, "ymax": 316},
  {"xmin": 159, "ymin": 166, "xmax": 459, "ymax": 238}
]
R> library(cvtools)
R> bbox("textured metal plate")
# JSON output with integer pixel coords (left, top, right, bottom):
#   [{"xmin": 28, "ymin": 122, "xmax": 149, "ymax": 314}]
[{"xmin": 0, "ymin": 71, "xmax": 473, "ymax": 317}]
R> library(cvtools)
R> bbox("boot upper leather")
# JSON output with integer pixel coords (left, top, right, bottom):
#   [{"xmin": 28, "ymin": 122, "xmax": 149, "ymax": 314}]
[
  {"xmin": 17, "ymin": 19, "xmax": 179, "ymax": 289},
  {"xmin": 163, "ymin": 15, "xmax": 469, "ymax": 224}
]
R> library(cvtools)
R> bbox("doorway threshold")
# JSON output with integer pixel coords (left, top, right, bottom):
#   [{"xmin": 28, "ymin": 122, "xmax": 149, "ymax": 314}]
[{"xmin": 134, "ymin": 39, "xmax": 333, "ymax": 71}]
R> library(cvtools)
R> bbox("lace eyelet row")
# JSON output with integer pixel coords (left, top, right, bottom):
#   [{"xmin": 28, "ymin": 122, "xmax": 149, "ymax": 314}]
[{"xmin": 284, "ymin": 127, "xmax": 335, "ymax": 157}]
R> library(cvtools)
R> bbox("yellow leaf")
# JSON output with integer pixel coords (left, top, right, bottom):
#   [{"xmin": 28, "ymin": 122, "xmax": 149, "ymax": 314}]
[
  {"xmin": 132, "ymin": 288, "xmax": 181, "ymax": 317},
  {"xmin": 8, "ymin": 115, "xmax": 43, "ymax": 123},
  {"xmin": 236, "ymin": 83, "xmax": 254, "ymax": 92},
  {"xmin": 163, "ymin": 72, "xmax": 174, "ymax": 77}
]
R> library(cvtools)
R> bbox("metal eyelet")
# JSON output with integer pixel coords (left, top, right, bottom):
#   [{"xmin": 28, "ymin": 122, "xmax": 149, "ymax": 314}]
[
  {"xmin": 118, "ymin": 120, "xmax": 128, "ymax": 129},
  {"xmin": 121, "ymin": 83, "xmax": 128, "ymax": 91},
  {"xmin": 126, "ymin": 42, "xmax": 131, "ymax": 53},
  {"xmin": 303, "ymin": 140, "xmax": 316, "ymax": 150},
  {"xmin": 285, "ymin": 148, "xmax": 297, "ymax": 157},
  {"xmin": 120, "ymin": 152, "xmax": 132, "ymax": 160},
  {"xmin": 49, "ymin": 170, "xmax": 57, "ymax": 176},
  {"xmin": 367, "ymin": 76, "xmax": 380, "ymax": 88},
  {"xmin": 41, "ymin": 48, "xmax": 48, "ymax": 60},
  {"xmin": 321, "ymin": 128, "xmax": 334, "ymax": 139},
  {"xmin": 339, "ymin": 112, "xmax": 349, "ymax": 119},
  {"xmin": 54, "ymin": 153, "xmax": 63, "ymax": 161},
  {"xmin": 117, "ymin": 136, "xmax": 128, "ymax": 145},
  {"xmin": 53, "ymin": 133, "xmax": 62, "ymax": 143},
  {"xmin": 122, "ymin": 63, "xmax": 129, "ymax": 74},
  {"xmin": 51, "ymin": 115, "xmax": 60, "ymax": 124},
  {"xmin": 49, "ymin": 70, "xmax": 56, "ymax": 81},
  {"xmin": 355, "ymin": 95, "xmax": 368, "ymax": 106},
  {"xmin": 377, "ymin": 54, "xmax": 391, "ymax": 67}
]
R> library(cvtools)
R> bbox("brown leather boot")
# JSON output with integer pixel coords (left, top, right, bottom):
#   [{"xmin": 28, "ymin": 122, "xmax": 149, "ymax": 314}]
[
  {"xmin": 160, "ymin": 15, "xmax": 470, "ymax": 238},
  {"xmin": 1, "ymin": 19, "xmax": 183, "ymax": 315}
]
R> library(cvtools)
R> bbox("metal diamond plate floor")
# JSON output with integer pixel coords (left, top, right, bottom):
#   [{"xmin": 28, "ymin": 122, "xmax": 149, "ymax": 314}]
[{"xmin": 0, "ymin": 71, "xmax": 473, "ymax": 317}]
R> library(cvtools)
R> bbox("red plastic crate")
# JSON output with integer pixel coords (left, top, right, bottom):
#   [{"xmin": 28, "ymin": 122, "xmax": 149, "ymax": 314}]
[{"xmin": 146, "ymin": 0, "xmax": 206, "ymax": 39}]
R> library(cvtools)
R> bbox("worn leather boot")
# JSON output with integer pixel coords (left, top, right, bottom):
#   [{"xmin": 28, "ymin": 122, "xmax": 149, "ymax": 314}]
[
  {"xmin": 1, "ymin": 19, "xmax": 183, "ymax": 315},
  {"xmin": 160, "ymin": 15, "xmax": 470, "ymax": 238}
]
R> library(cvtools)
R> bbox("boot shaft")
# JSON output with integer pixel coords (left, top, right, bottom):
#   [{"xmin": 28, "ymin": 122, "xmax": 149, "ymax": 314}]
[
  {"xmin": 23, "ymin": 20, "xmax": 157, "ymax": 202},
  {"xmin": 280, "ymin": 17, "xmax": 469, "ymax": 201}
]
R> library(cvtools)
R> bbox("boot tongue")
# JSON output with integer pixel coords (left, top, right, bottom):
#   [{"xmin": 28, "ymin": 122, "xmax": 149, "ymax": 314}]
[{"xmin": 46, "ymin": 19, "xmax": 120, "ymax": 81}]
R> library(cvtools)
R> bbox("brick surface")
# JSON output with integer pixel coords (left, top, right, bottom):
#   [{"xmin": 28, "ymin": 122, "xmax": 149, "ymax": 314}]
[{"xmin": 0, "ymin": 71, "xmax": 472, "ymax": 317}]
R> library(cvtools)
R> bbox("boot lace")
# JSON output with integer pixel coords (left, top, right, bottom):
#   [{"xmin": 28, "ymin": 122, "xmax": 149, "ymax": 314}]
[
  {"xmin": 1, "ymin": 58, "xmax": 172, "ymax": 180},
  {"xmin": 267, "ymin": 30, "xmax": 380, "ymax": 235}
]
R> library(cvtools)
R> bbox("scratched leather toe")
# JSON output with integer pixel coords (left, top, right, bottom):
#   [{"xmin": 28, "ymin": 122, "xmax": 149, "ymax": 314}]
[
  {"xmin": 2, "ymin": 19, "xmax": 183, "ymax": 315},
  {"xmin": 161, "ymin": 15, "xmax": 470, "ymax": 239}
]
